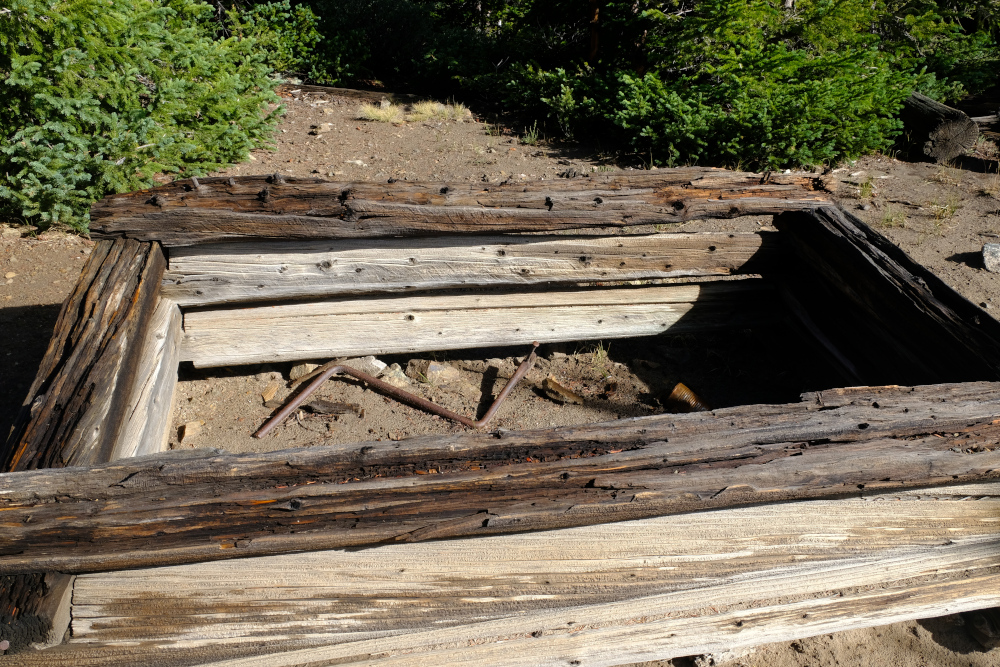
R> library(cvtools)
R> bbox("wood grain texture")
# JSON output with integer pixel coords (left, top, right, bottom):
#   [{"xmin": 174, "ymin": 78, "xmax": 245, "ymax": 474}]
[
  {"xmin": 179, "ymin": 281, "xmax": 768, "ymax": 367},
  {"xmin": 112, "ymin": 298, "xmax": 182, "ymax": 460},
  {"xmin": 7, "ymin": 486, "xmax": 1000, "ymax": 666},
  {"xmin": 1, "ymin": 240, "xmax": 167, "ymax": 470},
  {"xmin": 0, "ymin": 240, "xmax": 166, "ymax": 654},
  {"xmin": 901, "ymin": 92, "xmax": 979, "ymax": 162},
  {"xmin": 162, "ymin": 232, "xmax": 776, "ymax": 307},
  {"xmin": 2, "ymin": 382, "xmax": 1000, "ymax": 575},
  {"xmin": 89, "ymin": 170, "xmax": 829, "ymax": 246},
  {"xmin": 775, "ymin": 206, "xmax": 1000, "ymax": 384}
]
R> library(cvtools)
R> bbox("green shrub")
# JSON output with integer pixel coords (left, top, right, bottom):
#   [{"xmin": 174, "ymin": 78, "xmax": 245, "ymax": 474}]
[
  {"xmin": 228, "ymin": 0, "xmax": 323, "ymax": 80},
  {"xmin": 0, "ymin": 0, "xmax": 280, "ymax": 232}
]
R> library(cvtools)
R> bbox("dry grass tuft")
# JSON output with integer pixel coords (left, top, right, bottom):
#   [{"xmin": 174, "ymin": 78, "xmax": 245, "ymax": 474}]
[
  {"xmin": 357, "ymin": 102, "xmax": 404, "ymax": 123},
  {"xmin": 407, "ymin": 100, "xmax": 469, "ymax": 122}
]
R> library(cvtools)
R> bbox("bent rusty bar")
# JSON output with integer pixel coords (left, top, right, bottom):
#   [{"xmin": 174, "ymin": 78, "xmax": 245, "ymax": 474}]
[{"xmin": 254, "ymin": 342, "xmax": 540, "ymax": 438}]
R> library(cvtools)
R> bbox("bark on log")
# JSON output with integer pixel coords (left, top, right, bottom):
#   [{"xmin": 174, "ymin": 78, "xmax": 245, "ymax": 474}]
[
  {"xmin": 0, "ymin": 240, "xmax": 166, "ymax": 653},
  {"xmin": 1, "ymin": 382, "xmax": 999, "ymax": 575},
  {"xmin": 900, "ymin": 92, "xmax": 979, "ymax": 163},
  {"xmin": 775, "ymin": 206, "xmax": 1000, "ymax": 384},
  {"xmin": 89, "ymin": 170, "xmax": 830, "ymax": 246}
]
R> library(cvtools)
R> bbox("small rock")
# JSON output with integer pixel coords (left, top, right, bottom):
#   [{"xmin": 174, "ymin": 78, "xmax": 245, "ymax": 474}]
[
  {"xmin": 310, "ymin": 122, "xmax": 334, "ymax": 135},
  {"xmin": 289, "ymin": 362, "xmax": 319, "ymax": 381},
  {"xmin": 340, "ymin": 356, "xmax": 387, "ymax": 377},
  {"xmin": 322, "ymin": 107, "xmax": 336, "ymax": 115},
  {"xmin": 984, "ymin": 243, "xmax": 1000, "ymax": 273},
  {"xmin": 859, "ymin": 203, "xmax": 871, "ymax": 211},
  {"xmin": 982, "ymin": 302, "xmax": 991, "ymax": 310},
  {"xmin": 179, "ymin": 420, "xmax": 204, "ymax": 443},
  {"xmin": 406, "ymin": 359, "xmax": 462, "ymax": 385},
  {"xmin": 261, "ymin": 380, "xmax": 280, "ymax": 403},
  {"xmin": 380, "ymin": 363, "xmax": 411, "ymax": 388},
  {"xmin": 4, "ymin": 271, "xmax": 15, "ymax": 279}
]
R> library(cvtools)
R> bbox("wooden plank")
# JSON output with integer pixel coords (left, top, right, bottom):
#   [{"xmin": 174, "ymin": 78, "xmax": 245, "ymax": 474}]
[
  {"xmin": 179, "ymin": 281, "xmax": 768, "ymax": 367},
  {"xmin": 162, "ymin": 232, "xmax": 776, "ymax": 307},
  {"xmin": 0, "ymin": 240, "xmax": 166, "ymax": 654},
  {"xmin": 1, "ymin": 382, "xmax": 1000, "ymax": 576},
  {"xmin": 89, "ymin": 170, "xmax": 829, "ymax": 246},
  {"xmin": 7, "ymin": 487, "xmax": 1000, "ymax": 665},
  {"xmin": 111, "ymin": 298, "xmax": 182, "ymax": 460},
  {"xmin": 775, "ymin": 206, "xmax": 1000, "ymax": 383}
]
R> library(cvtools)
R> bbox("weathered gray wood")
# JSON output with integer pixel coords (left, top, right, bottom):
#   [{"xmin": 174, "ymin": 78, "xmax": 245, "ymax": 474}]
[
  {"xmin": 1, "ymin": 382, "xmax": 999, "ymax": 576},
  {"xmin": 7, "ymin": 491, "xmax": 998, "ymax": 666},
  {"xmin": 901, "ymin": 92, "xmax": 979, "ymax": 163},
  {"xmin": 112, "ymin": 298, "xmax": 182, "ymax": 460},
  {"xmin": 179, "ymin": 281, "xmax": 768, "ymax": 367},
  {"xmin": 162, "ymin": 232, "xmax": 776, "ymax": 307},
  {"xmin": 90, "ymin": 170, "xmax": 829, "ymax": 246},
  {"xmin": 775, "ymin": 206, "xmax": 1000, "ymax": 384},
  {"xmin": 64, "ymin": 486, "xmax": 1000, "ymax": 654}
]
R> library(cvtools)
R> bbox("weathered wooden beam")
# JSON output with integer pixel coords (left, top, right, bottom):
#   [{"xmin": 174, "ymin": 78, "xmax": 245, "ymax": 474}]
[
  {"xmin": 2, "ymin": 240, "xmax": 167, "ymax": 470},
  {"xmin": 179, "ymin": 281, "xmax": 769, "ymax": 367},
  {"xmin": 1, "ymin": 382, "xmax": 999, "ymax": 576},
  {"xmin": 162, "ymin": 232, "xmax": 777, "ymax": 307},
  {"xmin": 0, "ymin": 240, "xmax": 167, "ymax": 654},
  {"xmin": 7, "ymin": 487, "xmax": 1000, "ymax": 666},
  {"xmin": 90, "ymin": 170, "xmax": 829, "ymax": 246},
  {"xmin": 775, "ymin": 206, "xmax": 1000, "ymax": 384},
  {"xmin": 112, "ymin": 298, "xmax": 182, "ymax": 460}
]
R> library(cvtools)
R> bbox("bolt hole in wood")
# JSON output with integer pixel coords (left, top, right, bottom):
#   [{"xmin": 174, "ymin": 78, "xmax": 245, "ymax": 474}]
[
  {"xmin": 169, "ymin": 240, "xmax": 852, "ymax": 454},
  {"xmin": 14, "ymin": 170, "xmax": 1000, "ymax": 663}
]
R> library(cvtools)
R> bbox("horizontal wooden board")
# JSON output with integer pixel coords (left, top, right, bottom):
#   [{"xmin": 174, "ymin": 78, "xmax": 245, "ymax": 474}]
[
  {"xmin": 2, "ymin": 382, "xmax": 1000, "ymax": 576},
  {"xmin": 90, "ymin": 169, "xmax": 829, "ymax": 246},
  {"xmin": 162, "ymin": 232, "xmax": 776, "ymax": 307},
  {"xmin": 7, "ymin": 486, "xmax": 999, "ymax": 665},
  {"xmin": 179, "ymin": 281, "xmax": 767, "ymax": 367}
]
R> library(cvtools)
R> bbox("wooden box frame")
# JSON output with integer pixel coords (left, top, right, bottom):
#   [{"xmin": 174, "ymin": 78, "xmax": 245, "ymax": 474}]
[{"xmin": 4, "ymin": 169, "xmax": 1000, "ymax": 665}]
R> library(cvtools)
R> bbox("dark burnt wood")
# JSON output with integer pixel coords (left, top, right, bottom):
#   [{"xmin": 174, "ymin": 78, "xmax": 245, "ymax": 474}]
[
  {"xmin": 0, "ymin": 240, "xmax": 165, "ymax": 653},
  {"xmin": 89, "ymin": 170, "xmax": 830, "ymax": 246},
  {"xmin": 1, "ymin": 382, "xmax": 999, "ymax": 575}
]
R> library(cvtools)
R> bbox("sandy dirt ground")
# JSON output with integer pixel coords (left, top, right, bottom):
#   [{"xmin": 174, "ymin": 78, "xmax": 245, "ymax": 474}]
[{"xmin": 3, "ymin": 87, "xmax": 1000, "ymax": 665}]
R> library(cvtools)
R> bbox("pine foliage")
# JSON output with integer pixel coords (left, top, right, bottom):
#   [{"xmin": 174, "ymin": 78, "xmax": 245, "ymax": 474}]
[{"xmin": 0, "ymin": 0, "xmax": 280, "ymax": 231}]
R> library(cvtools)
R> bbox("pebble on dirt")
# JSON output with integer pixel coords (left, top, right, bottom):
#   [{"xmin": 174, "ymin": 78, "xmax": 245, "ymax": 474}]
[
  {"xmin": 179, "ymin": 420, "xmax": 204, "ymax": 443},
  {"xmin": 983, "ymin": 243, "xmax": 1000, "ymax": 273}
]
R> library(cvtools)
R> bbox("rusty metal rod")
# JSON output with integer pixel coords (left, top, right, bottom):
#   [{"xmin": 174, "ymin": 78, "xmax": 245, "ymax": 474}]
[{"xmin": 254, "ymin": 342, "xmax": 540, "ymax": 438}]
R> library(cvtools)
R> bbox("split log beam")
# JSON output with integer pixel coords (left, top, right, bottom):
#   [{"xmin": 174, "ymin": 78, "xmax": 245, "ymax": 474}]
[
  {"xmin": 775, "ymin": 206, "xmax": 1000, "ymax": 383},
  {"xmin": 112, "ymin": 298, "xmax": 182, "ymax": 460},
  {"xmin": 1, "ymin": 382, "xmax": 1000, "ymax": 575},
  {"xmin": 0, "ymin": 240, "xmax": 166, "ymax": 653},
  {"xmin": 0, "ymin": 486, "xmax": 989, "ymax": 665},
  {"xmin": 900, "ymin": 92, "xmax": 979, "ymax": 163},
  {"xmin": 89, "ymin": 170, "xmax": 829, "ymax": 246},
  {"xmin": 179, "ymin": 281, "xmax": 771, "ymax": 367},
  {"xmin": 162, "ymin": 231, "xmax": 777, "ymax": 307},
  {"xmin": 2, "ymin": 240, "xmax": 166, "ymax": 470}
]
